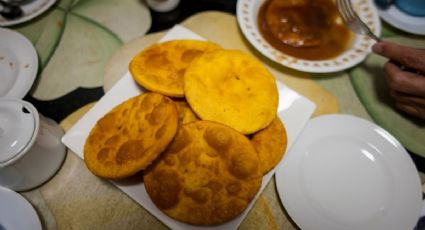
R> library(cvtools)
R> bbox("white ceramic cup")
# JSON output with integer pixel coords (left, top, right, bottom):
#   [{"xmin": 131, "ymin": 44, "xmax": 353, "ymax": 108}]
[{"xmin": 0, "ymin": 98, "xmax": 66, "ymax": 191}]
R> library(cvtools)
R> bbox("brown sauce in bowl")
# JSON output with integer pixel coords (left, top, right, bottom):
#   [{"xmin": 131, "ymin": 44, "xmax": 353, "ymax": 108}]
[{"xmin": 258, "ymin": 0, "xmax": 353, "ymax": 60}]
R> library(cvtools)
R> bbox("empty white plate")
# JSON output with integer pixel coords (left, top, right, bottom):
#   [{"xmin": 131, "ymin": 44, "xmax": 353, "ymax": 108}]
[{"xmin": 275, "ymin": 114, "xmax": 422, "ymax": 230}]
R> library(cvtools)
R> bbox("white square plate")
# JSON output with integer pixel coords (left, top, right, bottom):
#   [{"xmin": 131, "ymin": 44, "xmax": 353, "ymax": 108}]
[{"xmin": 61, "ymin": 25, "xmax": 316, "ymax": 230}]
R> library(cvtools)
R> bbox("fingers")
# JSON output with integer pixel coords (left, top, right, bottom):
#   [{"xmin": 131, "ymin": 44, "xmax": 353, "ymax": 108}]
[
  {"xmin": 391, "ymin": 91, "xmax": 425, "ymax": 119},
  {"xmin": 394, "ymin": 102, "xmax": 425, "ymax": 120},
  {"xmin": 384, "ymin": 62, "xmax": 425, "ymax": 97},
  {"xmin": 372, "ymin": 41, "xmax": 425, "ymax": 73},
  {"xmin": 391, "ymin": 91, "xmax": 425, "ymax": 107},
  {"xmin": 384, "ymin": 62, "xmax": 425, "ymax": 119}
]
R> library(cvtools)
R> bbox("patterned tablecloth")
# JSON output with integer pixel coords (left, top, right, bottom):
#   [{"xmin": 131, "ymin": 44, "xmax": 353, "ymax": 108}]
[{"xmin": 3, "ymin": 0, "xmax": 424, "ymax": 229}]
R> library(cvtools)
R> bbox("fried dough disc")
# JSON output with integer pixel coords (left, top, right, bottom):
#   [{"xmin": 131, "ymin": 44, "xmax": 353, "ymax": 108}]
[
  {"xmin": 251, "ymin": 117, "xmax": 287, "ymax": 174},
  {"xmin": 84, "ymin": 93, "xmax": 179, "ymax": 180},
  {"xmin": 144, "ymin": 121, "xmax": 262, "ymax": 226},
  {"xmin": 184, "ymin": 50, "xmax": 279, "ymax": 134},
  {"xmin": 129, "ymin": 40, "xmax": 222, "ymax": 97},
  {"xmin": 173, "ymin": 99, "xmax": 199, "ymax": 125}
]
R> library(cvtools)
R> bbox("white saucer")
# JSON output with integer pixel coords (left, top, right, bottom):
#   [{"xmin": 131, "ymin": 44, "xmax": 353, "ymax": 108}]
[
  {"xmin": 377, "ymin": 5, "xmax": 425, "ymax": 35},
  {"xmin": 0, "ymin": 28, "xmax": 38, "ymax": 99},
  {"xmin": 0, "ymin": 186, "xmax": 42, "ymax": 230},
  {"xmin": 0, "ymin": 0, "xmax": 57, "ymax": 26},
  {"xmin": 275, "ymin": 114, "xmax": 422, "ymax": 230}
]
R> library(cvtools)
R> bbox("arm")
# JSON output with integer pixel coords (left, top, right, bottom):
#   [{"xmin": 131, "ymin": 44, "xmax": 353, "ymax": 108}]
[{"xmin": 372, "ymin": 41, "xmax": 425, "ymax": 119}]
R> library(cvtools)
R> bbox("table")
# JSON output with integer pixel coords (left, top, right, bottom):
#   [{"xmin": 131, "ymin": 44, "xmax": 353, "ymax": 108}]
[{"xmin": 4, "ymin": 0, "xmax": 425, "ymax": 229}]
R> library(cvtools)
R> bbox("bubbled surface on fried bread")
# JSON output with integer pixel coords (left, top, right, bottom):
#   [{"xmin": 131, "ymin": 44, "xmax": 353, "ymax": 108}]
[
  {"xmin": 129, "ymin": 40, "xmax": 222, "ymax": 97},
  {"xmin": 173, "ymin": 99, "xmax": 199, "ymax": 125},
  {"xmin": 143, "ymin": 120, "xmax": 263, "ymax": 226},
  {"xmin": 84, "ymin": 93, "xmax": 179, "ymax": 179},
  {"xmin": 251, "ymin": 117, "xmax": 287, "ymax": 174},
  {"xmin": 184, "ymin": 50, "xmax": 279, "ymax": 134}
]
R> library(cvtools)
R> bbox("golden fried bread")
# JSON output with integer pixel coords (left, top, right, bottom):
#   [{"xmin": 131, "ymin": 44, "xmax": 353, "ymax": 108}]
[
  {"xmin": 251, "ymin": 117, "xmax": 287, "ymax": 174},
  {"xmin": 144, "ymin": 120, "xmax": 262, "ymax": 225},
  {"xmin": 84, "ymin": 93, "xmax": 179, "ymax": 179},
  {"xmin": 173, "ymin": 99, "xmax": 199, "ymax": 125},
  {"xmin": 184, "ymin": 50, "xmax": 279, "ymax": 134},
  {"xmin": 129, "ymin": 40, "xmax": 222, "ymax": 97}
]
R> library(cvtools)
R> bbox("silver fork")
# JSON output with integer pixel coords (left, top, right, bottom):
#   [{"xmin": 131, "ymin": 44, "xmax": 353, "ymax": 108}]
[
  {"xmin": 336, "ymin": 0, "xmax": 423, "ymax": 74},
  {"xmin": 336, "ymin": 0, "xmax": 381, "ymax": 42}
]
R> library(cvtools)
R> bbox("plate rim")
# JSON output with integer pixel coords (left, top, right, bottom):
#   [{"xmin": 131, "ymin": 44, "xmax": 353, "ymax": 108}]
[
  {"xmin": 0, "ymin": 28, "xmax": 38, "ymax": 99},
  {"xmin": 275, "ymin": 113, "xmax": 422, "ymax": 230},
  {"xmin": 0, "ymin": 0, "xmax": 57, "ymax": 26},
  {"xmin": 236, "ymin": 0, "xmax": 382, "ymax": 73}
]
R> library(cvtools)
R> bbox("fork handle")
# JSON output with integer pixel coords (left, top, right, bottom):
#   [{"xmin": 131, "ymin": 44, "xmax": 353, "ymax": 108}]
[{"xmin": 371, "ymin": 33, "xmax": 381, "ymax": 43}]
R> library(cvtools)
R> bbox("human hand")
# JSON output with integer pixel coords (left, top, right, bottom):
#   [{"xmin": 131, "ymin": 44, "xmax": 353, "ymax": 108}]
[{"xmin": 372, "ymin": 41, "xmax": 425, "ymax": 119}]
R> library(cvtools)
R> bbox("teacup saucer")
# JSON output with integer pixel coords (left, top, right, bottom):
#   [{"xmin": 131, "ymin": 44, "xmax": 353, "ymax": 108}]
[
  {"xmin": 0, "ymin": 186, "xmax": 42, "ymax": 230},
  {"xmin": 377, "ymin": 4, "xmax": 425, "ymax": 35}
]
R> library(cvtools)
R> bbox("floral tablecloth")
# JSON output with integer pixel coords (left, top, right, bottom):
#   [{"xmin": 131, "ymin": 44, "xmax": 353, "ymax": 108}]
[{"xmin": 4, "ymin": 0, "xmax": 424, "ymax": 229}]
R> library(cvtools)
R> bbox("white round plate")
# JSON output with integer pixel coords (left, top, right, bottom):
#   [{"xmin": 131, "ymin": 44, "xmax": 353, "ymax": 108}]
[
  {"xmin": 0, "ymin": 28, "xmax": 38, "ymax": 99},
  {"xmin": 275, "ymin": 114, "xmax": 422, "ymax": 230},
  {"xmin": 377, "ymin": 5, "xmax": 425, "ymax": 35},
  {"xmin": 0, "ymin": 0, "xmax": 57, "ymax": 26},
  {"xmin": 0, "ymin": 186, "xmax": 42, "ymax": 230},
  {"xmin": 236, "ymin": 0, "xmax": 381, "ymax": 73}
]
